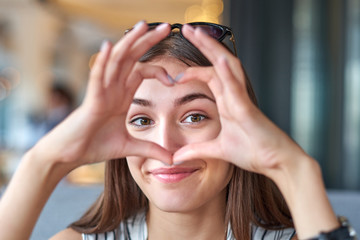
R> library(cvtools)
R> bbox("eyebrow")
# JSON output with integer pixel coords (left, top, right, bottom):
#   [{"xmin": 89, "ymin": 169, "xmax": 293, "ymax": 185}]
[
  {"xmin": 132, "ymin": 92, "xmax": 215, "ymax": 107},
  {"xmin": 174, "ymin": 93, "xmax": 215, "ymax": 106},
  {"xmin": 132, "ymin": 98, "xmax": 152, "ymax": 107}
]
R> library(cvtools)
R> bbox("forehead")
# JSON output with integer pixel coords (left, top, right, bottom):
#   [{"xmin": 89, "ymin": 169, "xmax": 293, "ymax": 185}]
[{"xmin": 134, "ymin": 57, "xmax": 214, "ymax": 101}]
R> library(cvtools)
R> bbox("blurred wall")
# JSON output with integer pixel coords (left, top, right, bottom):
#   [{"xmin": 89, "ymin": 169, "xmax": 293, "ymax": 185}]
[
  {"xmin": 0, "ymin": 1, "xmax": 64, "ymax": 176},
  {"xmin": 230, "ymin": 0, "xmax": 360, "ymax": 190}
]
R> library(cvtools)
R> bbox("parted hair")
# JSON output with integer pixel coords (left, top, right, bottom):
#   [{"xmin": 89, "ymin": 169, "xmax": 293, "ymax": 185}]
[{"xmin": 70, "ymin": 33, "xmax": 293, "ymax": 240}]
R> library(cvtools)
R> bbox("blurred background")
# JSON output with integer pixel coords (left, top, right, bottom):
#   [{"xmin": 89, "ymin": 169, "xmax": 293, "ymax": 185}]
[
  {"xmin": 0, "ymin": 0, "xmax": 359, "ymax": 238},
  {"xmin": 1, "ymin": 0, "xmax": 358, "ymax": 189}
]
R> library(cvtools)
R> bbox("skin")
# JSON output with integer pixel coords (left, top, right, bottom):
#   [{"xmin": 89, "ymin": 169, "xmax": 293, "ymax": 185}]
[{"xmin": 0, "ymin": 22, "xmax": 339, "ymax": 240}]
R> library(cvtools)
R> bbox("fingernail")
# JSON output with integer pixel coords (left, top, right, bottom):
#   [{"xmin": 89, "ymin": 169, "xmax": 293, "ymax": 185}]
[
  {"xmin": 174, "ymin": 73, "xmax": 184, "ymax": 82},
  {"xmin": 167, "ymin": 74, "xmax": 175, "ymax": 84},
  {"xmin": 100, "ymin": 40, "xmax": 109, "ymax": 52},
  {"xmin": 156, "ymin": 23, "xmax": 169, "ymax": 31},
  {"xmin": 134, "ymin": 20, "xmax": 145, "ymax": 30},
  {"xmin": 163, "ymin": 162, "xmax": 172, "ymax": 167}
]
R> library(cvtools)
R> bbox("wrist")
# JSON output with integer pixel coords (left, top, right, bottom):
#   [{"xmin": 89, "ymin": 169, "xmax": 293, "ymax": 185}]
[
  {"xmin": 265, "ymin": 147, "xmax": 315, "ymax": 185},
  {"xmin": 307, "ymin": 216, "xmax": 357, "ymax": 240},
  {"xmin": 25, "ymin": 145, "xmax": 77, "ymax": 181},
  {"xmin": 267, "ymin": 155, "xmax": 340, "ymax": 238}
]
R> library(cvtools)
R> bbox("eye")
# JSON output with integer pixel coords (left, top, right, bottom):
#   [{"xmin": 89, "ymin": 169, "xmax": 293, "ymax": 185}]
[
  {"xmin": 182, "ymin": 113, "xmax": 208, "ymax": 124},
  {"xmin": 129, "ymin": 117, "xmax": 154, "ymax": 127}
]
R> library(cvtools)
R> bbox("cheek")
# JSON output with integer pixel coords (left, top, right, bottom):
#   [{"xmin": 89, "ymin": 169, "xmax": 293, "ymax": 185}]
[
  {"xmin": 182, "ymin": 118, "xmax": 221, "ymax": 144},
  {"xmin": 201, "ymin": 113, "xmax": 222, "ymax": 140},
  {"xmin": 204, "ymin": 121, "xmax": 221, "ymax": 139},
  {"xmin": 194, "ymin": 130, "xmax": 220, "ymax": 145},
  {"xmin": 215, "ymin": 161, "xmax": 233, "ymax": 182},
  {"xmin": 204, "ymin": 159, "xmax": 234, "ymax": 191},
  {"xmin": 127, "ymin": 129, "xmax": 155, "ymax": 144},
  {"xmin": 126, "ymin": 156, "xmax": 146, "ymax": 182}
]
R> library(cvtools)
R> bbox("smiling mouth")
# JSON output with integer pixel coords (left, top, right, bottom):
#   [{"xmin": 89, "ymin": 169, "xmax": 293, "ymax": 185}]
[{"xmin": 149, "ymin": 167, "xmax": 199, "ymax": 183}]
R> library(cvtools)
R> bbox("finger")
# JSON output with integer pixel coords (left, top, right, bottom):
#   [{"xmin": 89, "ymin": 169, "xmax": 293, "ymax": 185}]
[
  {"xmin": 181, "ymin": 24, "xmax": 235, "ymax": 65},
  {"xmin": 173, "ymin": 140, "xmax": 222, "ymax": 164},
  {"xmin": 125, "ymin": 138, "xmax": 173, "ymax": 165},
  {"xmin": 214, "ymin": 56, "xmax": 250, "ymax": 105},
  {"xmin": 127, "ymin": 62, "xmax": 173, "ymax": 89},
  {"xmin": 105, "ymin": 23, "xmax": 171, "ymax": 87},
  {"xmin": 128, "ymin": 23, "xmax": 170, "ymax": 60},
  {"xmin": 182, "ymin": 25, "xmax": 245, "ymax": 82},
  {"xmin": 115, "ymin": 23, "xmax": 171, "ymax": 85},
  {"xmin": 177, "ymin": 66, "xmax": 213, "ymax": 84},
  {"xmin": 176, "ymin": 66, "xmax": 224, "ymax": 97},
  {"xmin": 110, "ymin": 21, "xmax": 150, "ymax": 62},
  {"xmin": 177, "ymin": 57, "xmax": 244, "ymax": 97},
  {"xmin": 175, "ymin": 41, "xmax": 250, "ymax": 106},
  {"xmin": 84, "ymin": 41, "xmax": 112, "ymax": 103},
  {"xmin": 117, "ymin": 63, "xmax": 172, "ymax": 103},
  {"xmin": 103, "ymin": 21, "xmax": 149, "ymax": 87},
  {"xmin": 88, "ymin": 41, "xmax": 112, "ymax": 88}
]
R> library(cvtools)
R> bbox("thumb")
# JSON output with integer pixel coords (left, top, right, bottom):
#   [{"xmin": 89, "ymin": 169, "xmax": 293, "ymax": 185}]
[
  {"xmin": 125, "ymin": 138, "xmax": 173, "ymax": 165},
  {"xmin": 173, "ymin": 140, "xmax": 221, "ymax": 163}
]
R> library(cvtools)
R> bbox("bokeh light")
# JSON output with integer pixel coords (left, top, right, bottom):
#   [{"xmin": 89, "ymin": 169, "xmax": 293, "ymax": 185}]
[{"xmin": 185, "ymin": 0, "xmax": 223, "ymax": 23}]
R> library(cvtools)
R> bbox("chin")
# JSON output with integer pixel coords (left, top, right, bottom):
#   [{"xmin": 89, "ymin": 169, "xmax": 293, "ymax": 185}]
[{"xmin": 148, "ymin": 189, "xmax": 203, "ymax": 213}]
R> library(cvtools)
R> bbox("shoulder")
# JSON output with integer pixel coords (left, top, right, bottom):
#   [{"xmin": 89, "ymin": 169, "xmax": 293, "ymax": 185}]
[
  {"xmin": 50, "ymin": 228, "xmax": 82, "ymax": 240},
  {"xmin": 252, "ymin": 225, "xmax": 296, "ymax": 240},
  {"xmin": 82, "ymin": 210, "xmax": 147, "ymax": 240}
]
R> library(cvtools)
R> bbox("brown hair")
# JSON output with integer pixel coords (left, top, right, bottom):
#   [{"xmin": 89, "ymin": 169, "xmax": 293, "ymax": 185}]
[{"xmin": 70, "ymin": 33, "xmax": 293, "ymax": 239}]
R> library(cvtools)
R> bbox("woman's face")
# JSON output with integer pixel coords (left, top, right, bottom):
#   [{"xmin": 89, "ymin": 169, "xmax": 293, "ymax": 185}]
[{"xmin": 126, "ymin": 57, "xmax": 233, "ymax": 213}]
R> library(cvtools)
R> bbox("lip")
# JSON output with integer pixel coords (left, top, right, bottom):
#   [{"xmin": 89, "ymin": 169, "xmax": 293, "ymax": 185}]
[{"xmin": 149, "ymin": 167, "xmax": 200, "ymax": 183}]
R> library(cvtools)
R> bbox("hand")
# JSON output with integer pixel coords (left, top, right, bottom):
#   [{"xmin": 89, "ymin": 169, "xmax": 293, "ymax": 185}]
[
  {"xmin": 33, "ymin": 21, "xmax": 173, "ymax": 168},
  {"xmin": 173, "ymin": 25, "xmax": 307, "ymax": 178}
]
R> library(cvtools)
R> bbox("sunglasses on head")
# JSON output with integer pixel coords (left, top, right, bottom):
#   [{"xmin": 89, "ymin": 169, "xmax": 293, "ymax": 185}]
[{"xmin": 125, "ymin": 22, "xmax": 237, "ymax": 56}]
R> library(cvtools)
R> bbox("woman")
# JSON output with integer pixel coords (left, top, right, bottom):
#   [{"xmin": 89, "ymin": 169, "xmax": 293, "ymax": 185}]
[{"xmin": 0, "ymin": 21, "xmax": 354, "ymax": 240}]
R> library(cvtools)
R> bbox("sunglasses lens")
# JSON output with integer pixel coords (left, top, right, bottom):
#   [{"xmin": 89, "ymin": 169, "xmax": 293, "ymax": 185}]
[{"xmin": 194, "ymin": 24, "xmax": 224, "ymax": 39}]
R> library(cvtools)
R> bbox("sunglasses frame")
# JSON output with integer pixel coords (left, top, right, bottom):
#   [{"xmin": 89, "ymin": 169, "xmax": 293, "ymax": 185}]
[{"xmin": 125, "ymin": 22, "xmax": 238, "ymax": 56}]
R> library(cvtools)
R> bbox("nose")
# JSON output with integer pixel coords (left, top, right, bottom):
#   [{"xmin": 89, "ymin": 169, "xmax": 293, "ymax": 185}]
[{"xmin": 155, "ymin": 121, "xmax": 184, "ymax": 154}]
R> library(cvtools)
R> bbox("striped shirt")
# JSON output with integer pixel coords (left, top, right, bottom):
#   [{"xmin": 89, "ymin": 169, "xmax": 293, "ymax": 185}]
[{"xmin": 82, "ymin": 211, "xmax": 296, "ymax": 240}]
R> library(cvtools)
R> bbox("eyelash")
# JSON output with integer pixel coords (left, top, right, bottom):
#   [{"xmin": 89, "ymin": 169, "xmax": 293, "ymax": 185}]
[
  {"xmin": 129, "ymin": 116, "xmax": 154, "ymax": 128},
  {"xmin": 181, "ymin": 113, "xmax": 209, "ymax": 124},
  {"xmin": 129, "ymin": 113, "xmax": 209, "ymax": 128}
]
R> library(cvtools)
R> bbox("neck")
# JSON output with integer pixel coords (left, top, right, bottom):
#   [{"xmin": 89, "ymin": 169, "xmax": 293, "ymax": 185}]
[{"xmin": 147, "ymin": 189, "xmax": 228, "ymax": 240}]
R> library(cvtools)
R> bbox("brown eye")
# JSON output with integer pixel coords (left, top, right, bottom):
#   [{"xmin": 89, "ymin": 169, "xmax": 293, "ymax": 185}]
[
  {"xmin": 191, "ymin": 115, "xmax": 202, "ymax": 122},
  {"xmin": 140, "ymin": 118, "xmax": 151, "ymax": 125},
  {"xmin": 130, "ymin": 117, "xmax": 154, "ymax": 127},
  {"xmin": 182, "ymin": 114, "xmax": 207, "ymax": 124}
]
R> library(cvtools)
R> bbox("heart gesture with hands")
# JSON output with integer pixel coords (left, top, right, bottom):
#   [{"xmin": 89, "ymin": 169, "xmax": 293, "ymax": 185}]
[
  {"xmin": 33, "ymin": 21, "xmax": 174, "ymax": 168},
  {"xmin": 0, "ymin": 21, "xmax": 342, "ymax": 240},
  {"xmin": 173, "ymin": 25, "xmax": 308, "ymax": 180}
]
